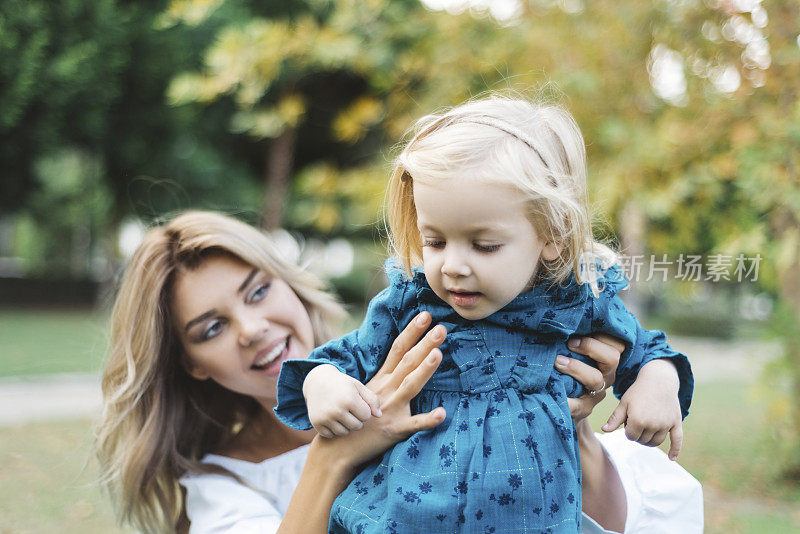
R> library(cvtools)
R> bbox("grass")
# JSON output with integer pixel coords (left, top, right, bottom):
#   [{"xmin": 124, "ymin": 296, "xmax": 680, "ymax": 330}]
[
  {"xmin": 0, "ymin": 308, "xmax": 108, "ymax": 377},
  {"xmin": 588, "ymin": 379, "xmax": 800, "ymax": 533},
  {"xmin": 0, "ymin": 418, "xmax": 130, "ymax": 533}
]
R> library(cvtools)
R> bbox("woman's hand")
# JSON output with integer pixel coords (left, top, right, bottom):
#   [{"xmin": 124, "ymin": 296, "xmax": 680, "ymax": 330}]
[
  {"xmin": 281, "ymin": 312, "xmax": 445, "ymax": 534},
  {"xmin": 555, "ymin": 333, "xmax": 624, "ymax": 423},
  {"xmin": 317, "ymin": 311, "xmax": 447, "ymax": 468}
]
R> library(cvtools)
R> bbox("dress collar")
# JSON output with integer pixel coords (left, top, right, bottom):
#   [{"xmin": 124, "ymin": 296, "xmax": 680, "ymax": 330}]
[{"xmin": 386, "ymin": 259, "xmax": 592, "ymax": 339}]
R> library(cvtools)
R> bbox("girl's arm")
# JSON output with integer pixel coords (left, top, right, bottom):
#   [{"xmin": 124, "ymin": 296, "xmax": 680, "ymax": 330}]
[{"xmin": 278, "ymin": 312, "xmax": 446, "ymax": 534}]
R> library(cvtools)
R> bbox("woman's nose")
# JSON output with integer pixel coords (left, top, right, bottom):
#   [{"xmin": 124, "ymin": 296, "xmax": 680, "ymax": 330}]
[
  {"xmin": 441, "ymin": 248, "xmax": 471, "ymax": 278},
  {"xmin": 237, "ymin": 316, "xmax": 270, "ymax": 346}
]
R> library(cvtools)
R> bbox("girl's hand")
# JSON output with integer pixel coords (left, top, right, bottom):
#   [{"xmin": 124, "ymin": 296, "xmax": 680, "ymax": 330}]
[
  {"xmin": 603, "ymin": 358, "xmax": 683, "ymax": 460},
  {"xmin": 303, "ymin": 364, "xmax": 382, "ymax": 438},
  {"xmin": 318, "ymin": 312, "xmax": 447, "ymax": 468},
  {"xmin": 555, "ymin": 333, "xmax": 624, "ymax": 422}
]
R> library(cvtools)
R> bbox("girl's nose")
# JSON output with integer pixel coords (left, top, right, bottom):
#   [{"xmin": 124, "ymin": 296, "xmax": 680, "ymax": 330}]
[
  {"xmin": 441, "ymin": 249, "xmax": 471, "ymax": 278},
  {"xmin": 238, "ymin": 316, "xmax": 270, "ymax": 346}
]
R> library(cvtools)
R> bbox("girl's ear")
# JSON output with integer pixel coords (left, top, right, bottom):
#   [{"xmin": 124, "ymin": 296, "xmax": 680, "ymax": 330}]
[
  {"xmin": 541, "ymin": 242, "xmax": 562, "ymax": 261},
  {"xmin": 182, "ymin": 356, "xmax": 210, "ymax": 381}
]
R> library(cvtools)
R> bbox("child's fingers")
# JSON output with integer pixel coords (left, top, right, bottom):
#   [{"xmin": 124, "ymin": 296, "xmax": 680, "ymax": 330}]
[
  {"xmin": 396, "ymin": 348, "xmax": 442, "ymax": 403},
  {"xmin": 636, "ymin": 428, "xmax": 656, "ymax": 445},
  {"xmin": 349, "ymin": 398, "xmax": 373, "ymax": 422},
  {"xmin": 602, "ymin": 402, "xmax": 628, "ymax": 433},
  {"xmin": 339, "ymin": 412, "xmax": 365, "ymax": 431},
  {"xmin": 390, "ymin": 325, "xmax": 447, "ymax": 390},
  {"xmin": 646, "ymin": 429, "xmax": 668, "ymax": 447},
  {"xmin": 327, "ymin": 420, "xmax": 352, "ymax": 437},
  {"xmin": 382, "ymin": 312, "xmax": 432, "ymax": 373},
  {"xmin": 316, "ymin": 425, "xmax": 335, "ymax": 439},
  {"xmin": 624, "ymin": 420, "xmax": 644, "ymax": 443},
  {"xmin": 668, "ymin": 424, "xmax": 683, "ymax": 461},
  {"xmin": 357, "ymin": 383, "xmax": 382, "ymax": 418}
]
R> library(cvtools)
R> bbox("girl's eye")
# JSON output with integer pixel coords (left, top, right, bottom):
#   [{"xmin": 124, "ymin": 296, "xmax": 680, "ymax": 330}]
[
  {"xmin": 474, "ymin": 243, "xmax": 502, "ymax": 253},
  {"xmin": 201, "ymin": 319, "xmax": 224, "ymax": 341},
  {"xmin": 422, "ymin": 239, "xmax": 445, "ymax": 249},
  {"xmin": 248, "ymin": 281, "xmax": 272, "ymax": 303}
]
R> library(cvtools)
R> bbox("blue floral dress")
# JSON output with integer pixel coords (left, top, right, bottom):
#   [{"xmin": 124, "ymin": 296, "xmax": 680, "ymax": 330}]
[{"xmin": 276, "ymin": 261, "xmax": 693, "ymax": 534}]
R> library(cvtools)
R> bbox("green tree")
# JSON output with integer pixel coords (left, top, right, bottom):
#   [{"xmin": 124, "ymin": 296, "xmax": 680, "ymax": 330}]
[{"xmin": 1, "ymin": 0, "xmax": 262, "ymax": 274}]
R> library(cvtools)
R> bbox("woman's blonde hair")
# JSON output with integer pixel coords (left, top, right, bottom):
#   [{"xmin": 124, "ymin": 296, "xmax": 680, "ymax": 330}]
[
  {"xmin": 387, "ymin": 94, "xmax": 616, "ymax": 292},
  {"xmin": 96, "ymin": 210, "xmax": 346, "ymax": 533}
]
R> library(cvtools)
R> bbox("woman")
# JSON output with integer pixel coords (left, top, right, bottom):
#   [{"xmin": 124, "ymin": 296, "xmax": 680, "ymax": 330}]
[{"xmin": 97, "ymin": 211, "xmax": 698, "ymax": 533}]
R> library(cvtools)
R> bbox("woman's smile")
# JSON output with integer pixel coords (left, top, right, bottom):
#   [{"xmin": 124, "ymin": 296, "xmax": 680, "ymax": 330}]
[{"xmin": 250, "ymin": 335, "xmax": 291, "ymax": 374}]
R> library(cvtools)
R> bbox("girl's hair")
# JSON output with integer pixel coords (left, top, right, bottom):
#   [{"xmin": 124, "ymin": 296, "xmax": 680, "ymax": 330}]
[
  {"xmin": 387, "ymin": 94, "xmax": 616, "ymax": 292},
  {"xmin": 96, "ymin": 210, "xmax": 346, "ymax": 533}
]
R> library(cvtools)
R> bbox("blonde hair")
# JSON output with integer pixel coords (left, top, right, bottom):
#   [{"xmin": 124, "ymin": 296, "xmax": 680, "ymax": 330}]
[
  {"xmin": 387, "ymin": 94, "xmax": 616, "ymax": 292},
  {"xmin": 96, "ymin": 210, "xmax": 345, "ymax": 533}
]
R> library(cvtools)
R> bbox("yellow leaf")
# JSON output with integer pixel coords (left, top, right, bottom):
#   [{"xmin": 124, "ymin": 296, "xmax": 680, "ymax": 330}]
[
  {"xmin": 277, "ymin": 95, "xmax": 307, "ymax": 128},
  {"xmin": 315, "ymin": 203, "xmax": 341, "ymax": 233},
  {"xmin": 157, "ymin": 0, "xmax": 225, "ymax": 29},
  {"xmin": 333, "ymin": 97, "xmax": 384, "ymax": 143}
]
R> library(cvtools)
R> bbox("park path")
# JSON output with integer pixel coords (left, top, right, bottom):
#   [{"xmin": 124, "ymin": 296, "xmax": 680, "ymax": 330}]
[{"xmin": 0, "ymin": 337, "xmax": 780, "ymax": 427}]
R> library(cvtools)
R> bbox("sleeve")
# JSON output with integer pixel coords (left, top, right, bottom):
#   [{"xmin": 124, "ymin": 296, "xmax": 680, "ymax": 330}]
[
  {"xmin": 274, "ymin": 281, "xmax": 407, "ymax": 430},
  {"xmin": 181, "ymin": 473, "xmax": 283, "ymax": 534},
  {"xmin": 588, "ymin": 430, "xmax": 704, "ymax": 534},
  {"xmin": 580, "ymin": 265, "xmax": 694, "ymax": 418}
]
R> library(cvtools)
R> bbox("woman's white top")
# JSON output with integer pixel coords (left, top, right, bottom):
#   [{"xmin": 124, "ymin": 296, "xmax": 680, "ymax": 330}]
[
  {"xmin": 582, "ymin": 431, "xmax": 704, "ymax": 534},
  {"xmin": 180, "ymin": 444, "xmax": 310, "ymax": 534},
  {"xmin": 179, "ymin": 432, "xmax": 703, "ymax": 533}
]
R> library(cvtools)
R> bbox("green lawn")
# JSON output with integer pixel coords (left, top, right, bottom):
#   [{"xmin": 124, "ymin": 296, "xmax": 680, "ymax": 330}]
[
  {"xmin": 589, "ymin": 380, "xmax": 800, "ymax": 533},
  {"xmin": 0, "ymin": 308, "xmax": 108, "ymax": 377},
  {"xmin": 0, "ymin": 418, "xmax": 130, "ymax": 533}
]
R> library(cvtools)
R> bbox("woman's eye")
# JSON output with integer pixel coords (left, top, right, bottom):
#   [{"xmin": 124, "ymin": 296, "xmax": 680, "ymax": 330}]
[
  {"xmin": 202, "ymin": 320, "xmax": 224, "ymax": 341},
  {"xmin": 474, "ymin": 243, "xmax": 502, "ymax": 253},
  {"xmin": 422, "ymin": 239, "xmax": 445, "ymax": 249},
  {"xmin": 248, "ymin": 281, "xmax": 272, "ymax": 303}
]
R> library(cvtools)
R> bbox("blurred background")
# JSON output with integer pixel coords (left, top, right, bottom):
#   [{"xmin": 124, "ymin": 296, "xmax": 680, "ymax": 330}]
[{"xmin": 1, "ymin": 0, "xmax": 799, "ymax": 532}]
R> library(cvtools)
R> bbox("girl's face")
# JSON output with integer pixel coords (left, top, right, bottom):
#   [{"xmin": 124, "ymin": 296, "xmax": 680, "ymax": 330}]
[
  {"xmin": 170, "ymin": 253, "xmax": 315, "ymax": 407},
  {"xmin": 414, "ymin": 176, "xmax": 559, "ymax": 320}
]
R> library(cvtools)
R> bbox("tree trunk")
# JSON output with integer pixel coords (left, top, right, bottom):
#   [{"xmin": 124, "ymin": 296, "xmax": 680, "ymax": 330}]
[
  {"xmin": 261, "ymin": 126, "xmax": 297, "ymax": 230},
  {"xmin": 772, "ymin": 208, "xmax": 800, "ymax": 472},
  {"xmin": 618, "ymin": 201, "xmax": 646, "ymax": 317}
]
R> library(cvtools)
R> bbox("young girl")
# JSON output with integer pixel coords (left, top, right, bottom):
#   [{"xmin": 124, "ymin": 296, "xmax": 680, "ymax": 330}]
[{"xmin": 275, "ymin": 96, "xmax": 693, "ymax": 532}]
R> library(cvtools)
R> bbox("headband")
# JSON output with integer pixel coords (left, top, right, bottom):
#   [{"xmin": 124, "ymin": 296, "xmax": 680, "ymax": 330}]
[{"xmin": 402, "ymin": 113, "xmax": 555, "ymax": 186}]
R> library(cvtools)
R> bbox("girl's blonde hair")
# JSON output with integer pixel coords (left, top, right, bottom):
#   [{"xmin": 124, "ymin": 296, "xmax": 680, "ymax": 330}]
[
  {"xmin": 387, "ymin": 94, "xmax": 616, "ymax": 292},
  {"xmin": 96, "ymin": 210, "xmax": 345, "ymax": 533}
]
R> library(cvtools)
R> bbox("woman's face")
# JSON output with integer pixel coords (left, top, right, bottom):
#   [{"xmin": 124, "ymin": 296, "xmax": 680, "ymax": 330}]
[{"xmin": 171, "ymin": 253, "xmax": 315, "ymax": 407}]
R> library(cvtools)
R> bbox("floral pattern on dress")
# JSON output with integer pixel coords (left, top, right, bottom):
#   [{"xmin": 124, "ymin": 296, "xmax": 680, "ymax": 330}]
[{"xmin": 276, "ymin": 260, "xmax": 693, "ymax": 533}]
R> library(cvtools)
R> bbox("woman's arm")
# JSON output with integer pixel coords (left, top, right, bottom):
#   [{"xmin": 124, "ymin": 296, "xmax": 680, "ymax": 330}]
[
  {"xmin": 278, "ymin": 312, "xmax": 446, "ymax": 534},
  {"xmin": 556, "ymin": 334, "xmax": 627, "ymax": 533}
]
